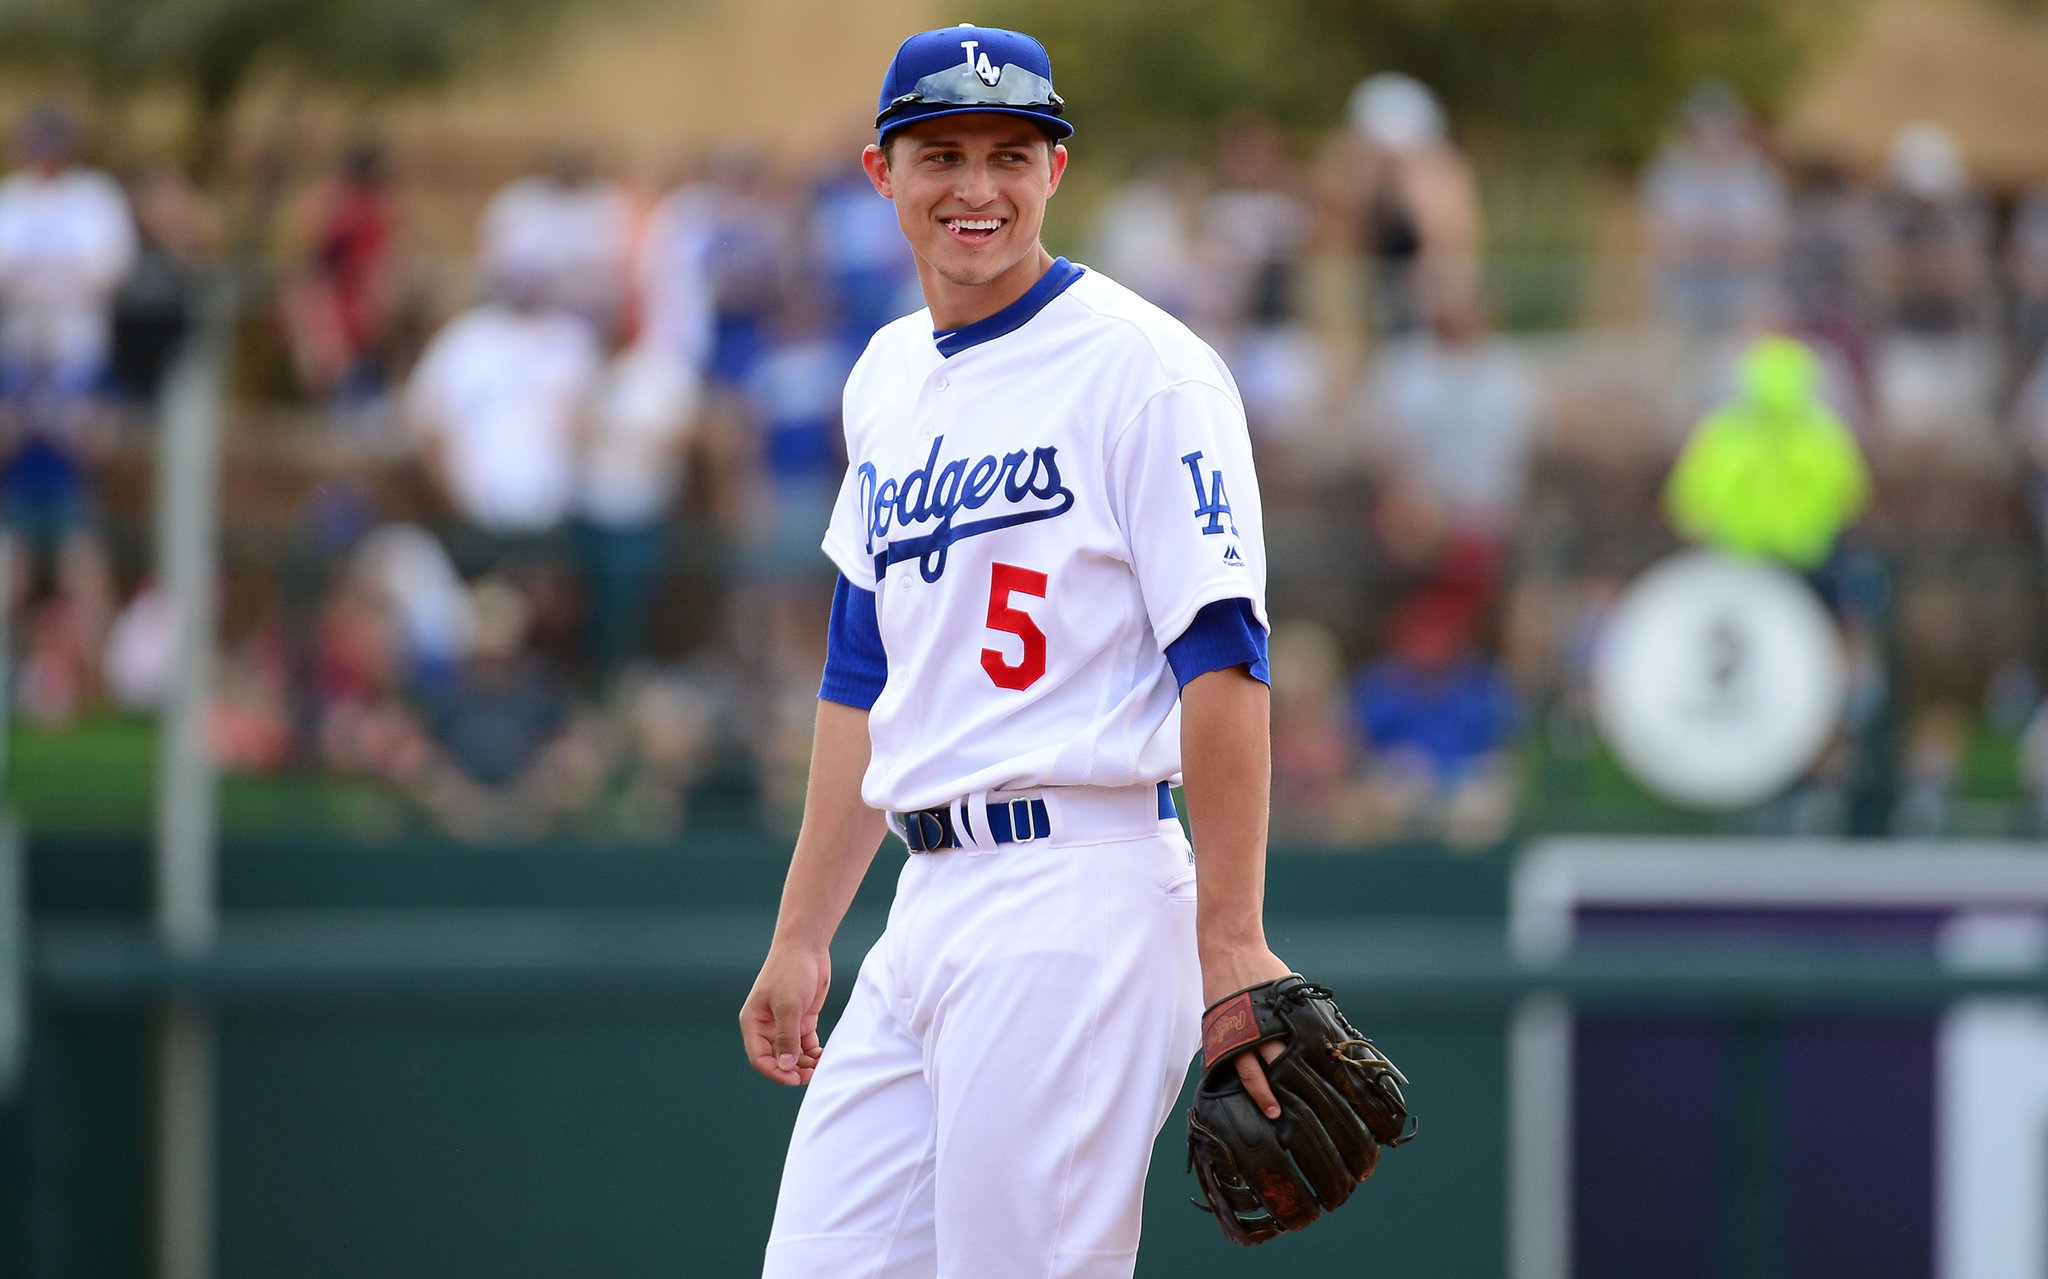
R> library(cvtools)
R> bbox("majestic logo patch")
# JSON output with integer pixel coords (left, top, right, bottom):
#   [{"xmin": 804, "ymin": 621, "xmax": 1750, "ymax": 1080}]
[
  {"xmin": 861, "ymin": 435, "xmax": 1074, "ymax": 582},
  {"xmin": 1180, "ymin": 450, "xmax": 1238, "ymax": 536},
  {"xmin": 960, "ymin": 39, "xmax": 1002, "ymax": 87}
]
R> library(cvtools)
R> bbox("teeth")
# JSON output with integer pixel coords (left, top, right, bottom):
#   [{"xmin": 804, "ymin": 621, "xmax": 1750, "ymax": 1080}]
[{"xmin": 949, "ymin": 218, "xmax": 1002, "ymax": 231}]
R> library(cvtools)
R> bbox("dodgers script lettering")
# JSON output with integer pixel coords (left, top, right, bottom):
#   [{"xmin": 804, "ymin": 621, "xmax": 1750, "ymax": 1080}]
[{"xmin": 861, "ymin": 435, "xmax": 1076, "ymax": 582}]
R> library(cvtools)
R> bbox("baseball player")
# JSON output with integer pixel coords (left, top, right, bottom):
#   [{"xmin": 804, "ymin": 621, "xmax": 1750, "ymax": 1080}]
[{"xmin": 741, "ymin": 25, "xmax": 1295, "ymax": 1276}]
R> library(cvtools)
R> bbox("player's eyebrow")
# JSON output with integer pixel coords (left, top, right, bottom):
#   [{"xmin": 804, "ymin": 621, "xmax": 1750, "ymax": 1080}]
[{"xmin": 910, "ymin": 135, "xmax": 1045, "ymax": 153}]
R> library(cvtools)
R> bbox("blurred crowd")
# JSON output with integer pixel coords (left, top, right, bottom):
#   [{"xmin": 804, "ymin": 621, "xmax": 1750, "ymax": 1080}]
[
  {"xmin": 1079, "ymin": 76, "xmax": 2048, "ymax": 847},
  {"xmin": 7, "ymin": 73, "xmax": 2048, "ymax": 845},
  {"xmin": 0, "ymin": 103, "xmax": 921, "ymax": 838}
]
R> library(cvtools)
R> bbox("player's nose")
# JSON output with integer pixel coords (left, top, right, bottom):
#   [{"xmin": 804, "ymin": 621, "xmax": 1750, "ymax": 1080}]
[{"xmin": 952, "ymin": 157, "xmax": 1000, "ymax": 206}]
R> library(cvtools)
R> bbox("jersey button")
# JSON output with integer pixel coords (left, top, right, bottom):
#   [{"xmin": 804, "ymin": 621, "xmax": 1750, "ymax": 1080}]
[{"xmin": 935, "ymin": 375, "xmax": 949, "ymax": 391}]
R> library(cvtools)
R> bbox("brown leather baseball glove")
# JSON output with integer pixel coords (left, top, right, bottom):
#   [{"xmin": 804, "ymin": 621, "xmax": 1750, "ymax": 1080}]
[{"xmin": 1186, "ymin": 974, "xmax": 1415, "ymax": 1245}]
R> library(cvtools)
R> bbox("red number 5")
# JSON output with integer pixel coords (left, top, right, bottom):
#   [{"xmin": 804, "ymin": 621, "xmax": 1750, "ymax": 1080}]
[{"xmin": 981, "ymin": 562, "xmax": 1048, "ymax": 690}]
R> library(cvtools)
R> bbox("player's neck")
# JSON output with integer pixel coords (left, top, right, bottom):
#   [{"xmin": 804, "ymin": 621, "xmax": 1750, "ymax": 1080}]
[{"xmin": 920, "ymin": 246, "xmax": 1055, "ymax": 332}]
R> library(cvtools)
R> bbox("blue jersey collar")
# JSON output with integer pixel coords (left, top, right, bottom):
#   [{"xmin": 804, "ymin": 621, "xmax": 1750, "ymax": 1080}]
[{"xmin": 932, "ymin": 257, "xmax": 1084, "ymax": 358}]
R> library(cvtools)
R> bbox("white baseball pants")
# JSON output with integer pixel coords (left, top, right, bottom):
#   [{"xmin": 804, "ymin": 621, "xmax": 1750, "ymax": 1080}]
[{"xmin": 763, "ymin": 811, "xmax": 1203, "ymax": 1279}]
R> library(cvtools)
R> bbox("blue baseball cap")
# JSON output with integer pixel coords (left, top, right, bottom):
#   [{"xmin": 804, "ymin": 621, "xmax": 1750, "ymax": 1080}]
[{"xmin": 875, "ymin": 24, "xmax": 1072, "ymax": 145}]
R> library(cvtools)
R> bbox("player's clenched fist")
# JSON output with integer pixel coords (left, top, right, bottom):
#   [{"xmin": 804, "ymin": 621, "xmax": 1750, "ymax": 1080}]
[{"xmin": 740, "ymin": 944, "xmax": 830, "ymax": 1086}]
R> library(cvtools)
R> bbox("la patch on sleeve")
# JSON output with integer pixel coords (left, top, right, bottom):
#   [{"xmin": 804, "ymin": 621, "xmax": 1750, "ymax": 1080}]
[{"xmin": 1180, "ymin": 449, "xmax": 1244, "ymax": 563}]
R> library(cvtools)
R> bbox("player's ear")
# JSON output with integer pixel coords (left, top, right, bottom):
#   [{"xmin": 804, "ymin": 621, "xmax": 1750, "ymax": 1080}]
[
  {"xmin": 862, "ymin": 143, "xmax": 894, "ymax": 199},
  {"xmin": 1046, "ymin": 143, "xmax": 1068, "ymax": 197}
]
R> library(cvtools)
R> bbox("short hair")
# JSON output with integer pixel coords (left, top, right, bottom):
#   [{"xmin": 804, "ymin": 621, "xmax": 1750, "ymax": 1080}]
[{"xmin": 882, "ymin": 123, "xmax": 1061, "ymax": 166}]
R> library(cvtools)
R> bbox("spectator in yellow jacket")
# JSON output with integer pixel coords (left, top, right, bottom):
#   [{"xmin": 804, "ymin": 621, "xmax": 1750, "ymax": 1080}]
[{"xmin": 1665, "ymin": 334, "xmax": 1870, "ymax": 569}]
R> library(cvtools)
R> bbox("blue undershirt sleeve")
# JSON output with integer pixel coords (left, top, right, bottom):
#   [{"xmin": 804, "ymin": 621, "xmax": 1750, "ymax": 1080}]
[
  {"xmin": 1165, "ymin": 597, "xmax": 1270, "ymax": 688},
  {"xmin": 818, "ymin": 574, "xmax": 888, "ymax": 709}
]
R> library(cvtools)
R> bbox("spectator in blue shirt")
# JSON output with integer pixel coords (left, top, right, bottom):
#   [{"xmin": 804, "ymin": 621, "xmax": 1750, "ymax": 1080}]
[{"xmin": 1349, "ymin": 594, "xmax": 1520, "ymax": 848}]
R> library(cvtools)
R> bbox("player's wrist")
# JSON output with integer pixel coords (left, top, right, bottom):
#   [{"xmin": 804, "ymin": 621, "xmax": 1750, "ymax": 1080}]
[
  {"xmin": 769, "ymin": 920, "xmax": 836, "ymax": 956},
  {"xmin": 1195, "ymin": 912, "xmax": 1272, "ymax": 962},
  {"xmin": 1195, "ymin": 940, "xmax": 1290, "ymax": 1006}
]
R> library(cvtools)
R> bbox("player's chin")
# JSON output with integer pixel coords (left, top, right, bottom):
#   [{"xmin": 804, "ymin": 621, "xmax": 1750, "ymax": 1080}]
[
  {"xmin": 929, "ymin": 247, "xmax": 1019, "ymax": 288},
  {"xmin": 927, "ymin": 232, "xmax": 1010, "ymax": 272}
]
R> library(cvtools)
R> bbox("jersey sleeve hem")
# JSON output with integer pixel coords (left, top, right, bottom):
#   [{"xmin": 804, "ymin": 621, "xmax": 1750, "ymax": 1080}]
[
  {"xmin": 1153, "ymin": 585, "xmax": 1270, "ymax": 672},
  {"xmin": 818, "ymin": 574, "xmax": 887, "ymax": 710},
  {"xmin": 1165, "ymin": 597, "xmax": 1270, "ymax": 686}
]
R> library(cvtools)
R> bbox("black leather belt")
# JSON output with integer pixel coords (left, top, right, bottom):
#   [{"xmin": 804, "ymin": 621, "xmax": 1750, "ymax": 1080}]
[{"xmin": 895, "ymin": 782, "xmax": 1175, "ymax": 854}]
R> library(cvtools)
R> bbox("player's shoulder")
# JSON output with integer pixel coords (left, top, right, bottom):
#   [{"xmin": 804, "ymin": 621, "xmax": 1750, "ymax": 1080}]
[
  {"xmin": 844, "ymin": 308, "xmax": 938, "ymax": 392},
  {"xmin": 1055, "ymin": 267, "xmax": 1236, "ymax": 392}
]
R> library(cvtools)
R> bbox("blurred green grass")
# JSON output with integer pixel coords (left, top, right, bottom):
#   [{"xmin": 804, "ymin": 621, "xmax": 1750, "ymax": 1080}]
[
  {"xmin": 9, "ymin": 716, "xmax": 156, "ymax": 834},
  {"xmin": 7, "ymin": 715, "xmax": 2031, "ymax": 842},
  {"xmin": 1517, "ymin": 729, "xmax": 1728, "ymax": 837},
  {"xmin": 1517, "ymin": 720, "xmax": 2031, "ymax": 838},
  {"xmin": 1959, "ymin": 728, "xmax": 2022, "ymax": 802},
  {"xmin": 6, "ymin": 716, "xmax": 408, "ymax": 839}
]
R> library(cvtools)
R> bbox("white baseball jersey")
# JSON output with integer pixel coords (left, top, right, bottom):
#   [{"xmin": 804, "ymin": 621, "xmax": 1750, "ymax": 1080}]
[
  {"xmin": 0, "ymin": 167, "xmax": 135, "ymax": 376},
  {"xmin": 822, "ymin": 264, "xmax": 1268, "ymax": 814},
  {"xmin": 404, "ymin": 303, "xmax": 601, "ymax": 531}
]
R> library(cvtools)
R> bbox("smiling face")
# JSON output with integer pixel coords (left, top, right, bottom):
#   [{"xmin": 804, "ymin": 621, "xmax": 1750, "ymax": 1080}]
[{"xmin": 862, "ymin": 113, "xmax": 1068, "ymax": 327}]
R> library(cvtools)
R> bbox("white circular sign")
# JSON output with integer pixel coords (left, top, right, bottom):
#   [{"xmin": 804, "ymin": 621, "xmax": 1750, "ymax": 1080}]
[{"xmin": 1592, "ymin": 551, "xmax": 1845, "ymax": 809}]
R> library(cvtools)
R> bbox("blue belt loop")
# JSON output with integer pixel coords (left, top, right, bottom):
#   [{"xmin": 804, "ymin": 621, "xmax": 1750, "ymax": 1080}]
[
  {"xmin": 1009, "ymin": 797, "xmax": 1035, "ymax": 843},
  {"xmin": 986, "ymin": 798, "xmax": 1014, "ymax": 843},
  {"xmin": 1156, "ymin": 781, "xmax": 1176, "ymax": 820}
]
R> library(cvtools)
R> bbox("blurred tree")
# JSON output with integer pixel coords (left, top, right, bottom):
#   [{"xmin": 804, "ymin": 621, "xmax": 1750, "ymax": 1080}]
[
  {"xmin": 0, "ymin": 0, "xmax": 595, "ymax": 172},
  {"xmin": 1001, "ymin": 0, "xmax": 1851, "ymax": 165}
]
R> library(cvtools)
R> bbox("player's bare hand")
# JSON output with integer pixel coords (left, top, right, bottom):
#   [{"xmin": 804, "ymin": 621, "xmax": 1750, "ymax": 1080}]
[
  {"xmin": 740, "ymin": 942, "xmax": 831, "ymax": 1086},
  {"xmin": 1201, "ymin": 944, "xmax": 1294, "ymax": 1121}
]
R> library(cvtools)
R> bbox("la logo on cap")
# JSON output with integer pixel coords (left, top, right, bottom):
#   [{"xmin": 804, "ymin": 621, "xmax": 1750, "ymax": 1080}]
[{"xmin": 960, "ymin": 38, "xmax": 1002, "ymax": 87}]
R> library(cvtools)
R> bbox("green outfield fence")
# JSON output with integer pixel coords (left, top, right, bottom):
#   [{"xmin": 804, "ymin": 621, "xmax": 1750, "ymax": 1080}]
[{"xmin": 2, "ymin": 830, "xmax": 2045, "ymax": 1279}]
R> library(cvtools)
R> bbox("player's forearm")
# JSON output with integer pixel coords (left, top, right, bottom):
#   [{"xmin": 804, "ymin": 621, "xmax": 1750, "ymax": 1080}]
[
  {"xmin": 1179, "ymin": 666, "xmax": 1274, "ymax": 964},
  {"xmin": 771, "ymin": 699, "xmax": 889, "ymax": 952}
]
